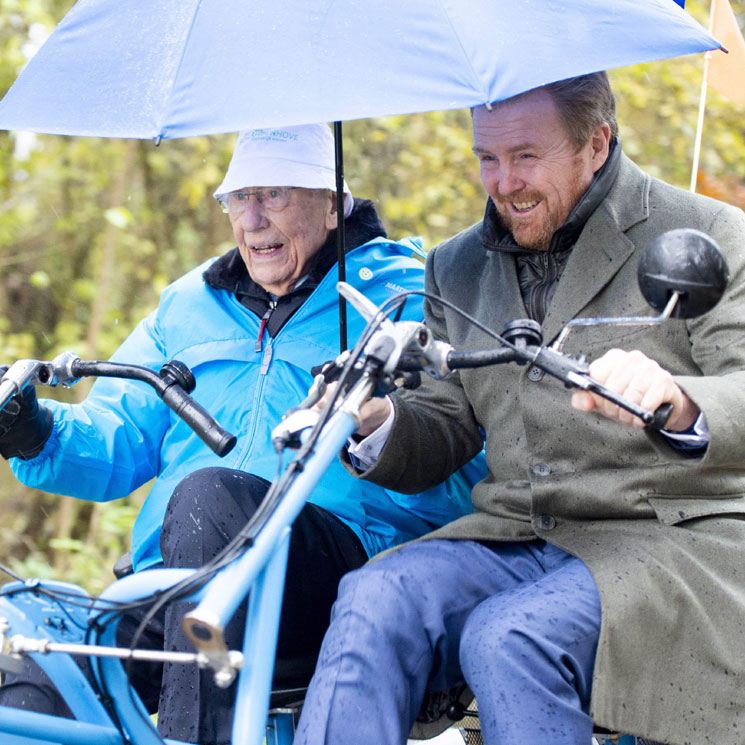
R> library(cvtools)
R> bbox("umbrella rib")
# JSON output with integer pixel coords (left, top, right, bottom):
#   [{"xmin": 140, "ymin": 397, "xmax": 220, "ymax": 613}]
[
  {"xmin": 434, "ymin": 0, "xmax": 491, "ymax": 106},
  {"xmin": 156, "ymin": 0, "xmax": 206, "ymax": 140}
]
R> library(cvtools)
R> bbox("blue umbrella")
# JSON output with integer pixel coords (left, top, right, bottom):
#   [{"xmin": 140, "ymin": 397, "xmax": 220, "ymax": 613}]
[
  {"xmin": 0, "ymin": 0, "xmax": 720, "ymax": 139},
  {"xmin": 0, "ymin": 0, "xmax": 720, "ymax": 347}
]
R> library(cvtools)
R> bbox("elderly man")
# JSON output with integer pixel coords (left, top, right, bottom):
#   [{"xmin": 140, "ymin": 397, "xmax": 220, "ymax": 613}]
[
  {"xmin": 0, "ymin": 124, "xmax": 483, "ymax": 743},
  {"xmin": 294, "ymin": 74, "xmax": 745, "ymax": 745}
]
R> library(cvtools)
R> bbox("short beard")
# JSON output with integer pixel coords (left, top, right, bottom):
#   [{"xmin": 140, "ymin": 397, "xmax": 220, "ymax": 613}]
[{"xmin": 494, "ymin": 196, "xmax": 553, "ymax": 252}]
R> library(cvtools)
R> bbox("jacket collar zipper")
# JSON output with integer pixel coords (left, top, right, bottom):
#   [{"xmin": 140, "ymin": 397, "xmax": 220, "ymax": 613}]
[{"xmin": 255, "ymin": 299, "xmax": 278, "ymax": 353}]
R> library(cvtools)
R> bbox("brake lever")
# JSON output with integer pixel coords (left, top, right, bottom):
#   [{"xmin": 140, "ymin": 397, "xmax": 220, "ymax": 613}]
[
  {"xmin": 336, "ymin": 281, "xmax": 395, "ymax": 329},
  {"xmin": 0, "ymin": 352, "xmax": 86, "ymax": 413},
  {"xmin": 0, "ymin": 359, "xmax": 57, "ymax": 411}
]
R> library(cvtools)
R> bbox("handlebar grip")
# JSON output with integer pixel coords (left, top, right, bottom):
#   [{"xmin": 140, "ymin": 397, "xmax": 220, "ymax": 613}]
[
  {"xmin": 647, "ymin": 402, "xmax": 674, "ymax": 431},
  {"xmin": 584, "ymin": 380, "xmax": 677, "ymax": 432},
  {"xmin": 446, "ymin": 347, "xmax": 519, "ymax": 369},
  {"xmin": 69, "ymin": 358, "xmax": 237, "ymax": 456},
  {"xmin": 160, "ymin": 385, "xmax": 237, "ymax": 457}
]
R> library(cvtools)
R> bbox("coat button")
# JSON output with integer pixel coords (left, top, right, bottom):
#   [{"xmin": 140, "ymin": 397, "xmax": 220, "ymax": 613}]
[
  {"xmin": 527, "ymin": 366, "xmax": 545, "ymax": 382},
  {"xmin": 532, "ymin": 462, "xmax": 551, "ymax": 476},
  {"xmin": 538, "ymin": 514, "xmax": 556, "ymax": 530}
]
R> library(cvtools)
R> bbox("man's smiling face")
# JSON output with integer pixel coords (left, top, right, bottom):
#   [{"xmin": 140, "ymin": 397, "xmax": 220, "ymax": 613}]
[
  {"xmin": 472, "ymin": 89, "xmax": 609, "ymax": 252},
  {"xmin": 231, "ymin": 187, "xmax": 337, "ymax": 296}
]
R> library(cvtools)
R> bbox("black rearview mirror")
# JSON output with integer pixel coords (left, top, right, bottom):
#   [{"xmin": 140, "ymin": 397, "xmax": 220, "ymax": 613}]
[
  {"xmin": 638, "ymin": 228, "xmax": 729, "ymax": 320},
  {"xmin": 551, "ymin": 228, "xmax": 730, "ymax": 352}
]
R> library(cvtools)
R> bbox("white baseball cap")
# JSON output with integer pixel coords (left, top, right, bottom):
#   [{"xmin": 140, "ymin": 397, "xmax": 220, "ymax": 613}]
[{"xmin": 214, "ymin": 123, "xmax": 354, "ymax": 217}]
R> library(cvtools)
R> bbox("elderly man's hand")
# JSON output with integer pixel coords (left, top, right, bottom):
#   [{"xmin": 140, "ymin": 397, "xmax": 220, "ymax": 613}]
[
  {"xmin": 570, "ymin": 348, "xmax": 699, "ymax": 431},
  {"xmin": 313, "ymin": 381, "xmax": 392, "ymax": 438}
]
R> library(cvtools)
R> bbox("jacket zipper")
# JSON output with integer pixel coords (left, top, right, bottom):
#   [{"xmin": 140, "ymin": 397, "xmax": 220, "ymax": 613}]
[
  {"xmin": 255, "ymin": 299, "xmax": 277, "ymax": 353},
  {"xmin": 235, "ymin": 243, "xmax": 374, "ymax": 469}
]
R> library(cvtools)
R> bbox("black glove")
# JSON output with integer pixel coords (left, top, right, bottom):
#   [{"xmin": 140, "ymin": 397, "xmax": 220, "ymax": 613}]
[{"xmin": 0, "ymin": 368, "xmax": 54, "ymax": 460}]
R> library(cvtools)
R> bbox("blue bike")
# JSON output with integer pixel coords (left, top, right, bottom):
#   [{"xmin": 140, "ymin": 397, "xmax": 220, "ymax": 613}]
[{"xmin": 0, "ymin": 228, "xmax": 728, "ymax": 745}]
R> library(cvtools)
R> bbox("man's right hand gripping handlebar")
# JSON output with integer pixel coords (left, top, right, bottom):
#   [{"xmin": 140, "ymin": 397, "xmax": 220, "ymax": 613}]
[{"xmin": 0, "ymin": 365, "xmax": 53, "ymax": 460}]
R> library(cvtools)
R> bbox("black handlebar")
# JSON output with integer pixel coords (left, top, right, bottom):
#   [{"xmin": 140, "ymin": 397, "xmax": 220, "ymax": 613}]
[
  {"xmin": 436, "ymin": 341, "xmax": 673, "ymax": 432},
  {"xmin": 160, "ymin": 384, "xmax": 237, "ymax": 457},
  {"xmin": 70, "ymin": 360, "xmax": 237, "ymax": 457},
  {"xmin": 445, "ymin": 347, "xmax": 519, "ymax": 369},
  {"xmin": 0, "ymin": 357, "xmax": 236, "ymax": 458}
]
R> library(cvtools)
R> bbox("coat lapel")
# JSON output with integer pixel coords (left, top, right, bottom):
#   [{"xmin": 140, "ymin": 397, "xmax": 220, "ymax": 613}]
[
  {"xmin": 480, "ymin": 249, "xmax": 528, "ymax": 334},
  {"xmin": 541, "ymin": 155, "xmax": 651, "ymax": 344}
]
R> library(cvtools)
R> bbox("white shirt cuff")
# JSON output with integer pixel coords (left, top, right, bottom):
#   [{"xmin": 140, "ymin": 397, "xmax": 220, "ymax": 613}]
[
  {"xmin": 661, "ymin": 411, "xmax": 709, "ymax": 447},
  {"xmin": 347, "ymin": 398, "xmax": 395, "ymax": 470}
]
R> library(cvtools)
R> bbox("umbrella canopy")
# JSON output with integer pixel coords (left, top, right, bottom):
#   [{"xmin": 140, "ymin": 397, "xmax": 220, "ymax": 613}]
[
  {"xmin": 0, "ymin": 0, "xmax": 720, "ymax": 140},
  {"xmin": 0, "ymin": 0, "xmax": 721, "ymax": 351}
]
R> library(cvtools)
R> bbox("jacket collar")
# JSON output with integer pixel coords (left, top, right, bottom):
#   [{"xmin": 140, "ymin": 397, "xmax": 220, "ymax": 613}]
[
  {"xmin": 203, "ymin": 197, "xmax": 387, "ymax": 298},
  {"xmin": 482, "ymin": 136, "xmax": 622, "ymax": 256},
  {"xmin": 539, "ymin": 151, "xmax": 652, "ymax": 343}
]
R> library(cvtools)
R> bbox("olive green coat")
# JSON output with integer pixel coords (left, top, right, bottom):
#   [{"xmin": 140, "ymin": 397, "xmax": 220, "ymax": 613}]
[{"xmin": 357, "ymin": 154, "xmax": 745, "ymax": 745}]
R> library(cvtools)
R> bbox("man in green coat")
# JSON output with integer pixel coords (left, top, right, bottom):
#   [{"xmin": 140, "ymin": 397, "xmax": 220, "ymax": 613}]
[{"xmin": 294, "ymin": 73, "xmax": 745, "ymax": 745}]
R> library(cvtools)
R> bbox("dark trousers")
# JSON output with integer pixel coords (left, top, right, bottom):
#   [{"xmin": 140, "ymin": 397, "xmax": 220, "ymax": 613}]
[{"xmin": 0, "ymin": 468, "xmax": 367, "ymax": 745}]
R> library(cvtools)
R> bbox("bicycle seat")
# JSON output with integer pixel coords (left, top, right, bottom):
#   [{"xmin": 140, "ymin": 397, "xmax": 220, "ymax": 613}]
[
  {"xmin": 112, "ymin": 551, "xmax": 134, "ymax": 579},
  {"xmin": 268, "ymin": 651, "xmax": 316, "ymax": 710},
  {"xmin": 269, "ymin": 685, "xmax": 308, "ymax": 711}
]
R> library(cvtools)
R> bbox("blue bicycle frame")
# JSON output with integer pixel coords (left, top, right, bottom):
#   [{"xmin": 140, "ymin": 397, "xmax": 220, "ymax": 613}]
[
  {"xmin": 0, "ymin": 393, "xmax": 357, "ymax": 745},
  {"xmin": 0, "ymin": 277, "xmax": 672, "ymax": 745}
]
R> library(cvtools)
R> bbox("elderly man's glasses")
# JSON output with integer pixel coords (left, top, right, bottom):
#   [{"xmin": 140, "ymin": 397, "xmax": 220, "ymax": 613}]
[{"xmin": 219, "ymin": 186, "xmax": 299, "ymax": 215}]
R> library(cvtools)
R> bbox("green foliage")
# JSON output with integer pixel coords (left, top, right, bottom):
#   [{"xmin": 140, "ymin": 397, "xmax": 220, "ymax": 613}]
[
  {"xmin": 610, "ymin": 0, "xmax": 745, "ymax": 199},
  {"xmin": 0, "ymin": 0, "xmax": 744, "ymax": 592},
  {"xmin": 344, "ymin": 110, "xmax": 485, "ymax": 244}
]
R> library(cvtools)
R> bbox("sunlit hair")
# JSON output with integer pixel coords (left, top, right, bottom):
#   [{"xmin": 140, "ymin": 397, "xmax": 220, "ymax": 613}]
[
  {"xmin": 542, "ymin": 72, "xmax": 618, "ymax": 145},
  {"xmin": 475, "ymin": 72, "xmax": 619, "ymax": 148}
]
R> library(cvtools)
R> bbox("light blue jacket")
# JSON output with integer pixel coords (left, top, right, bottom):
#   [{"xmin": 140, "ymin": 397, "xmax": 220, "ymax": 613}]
[{"xmin": 13, "ymin": 237, "xmax": 485, "ymax": 571}]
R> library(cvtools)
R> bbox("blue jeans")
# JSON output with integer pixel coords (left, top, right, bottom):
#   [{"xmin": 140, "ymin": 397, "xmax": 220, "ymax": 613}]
[{"xmin": 294, "ymin": 539, "xmax": 602, "ymax": 745}]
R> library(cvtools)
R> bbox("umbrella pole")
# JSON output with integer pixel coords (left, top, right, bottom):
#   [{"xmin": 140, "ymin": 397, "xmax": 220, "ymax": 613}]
[{"xmin": 334, "ymin": 121, "xmax": 347, "ymax": 352}]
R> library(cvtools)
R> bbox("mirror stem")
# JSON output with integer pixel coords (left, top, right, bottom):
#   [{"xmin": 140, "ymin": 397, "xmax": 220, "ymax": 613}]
[{"xmin": 551, "ymin": 292, "xmax": 681, "ymax": 353}]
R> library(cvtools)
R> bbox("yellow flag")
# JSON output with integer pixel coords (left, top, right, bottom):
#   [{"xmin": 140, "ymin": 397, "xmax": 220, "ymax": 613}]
[{"xmin": 707, "ymin": 0, "xmax": 745, "ymax": 106}]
